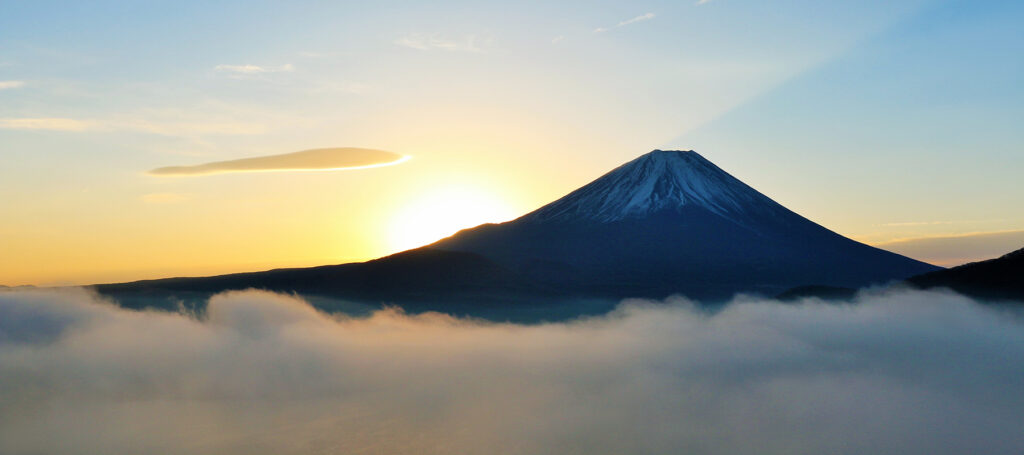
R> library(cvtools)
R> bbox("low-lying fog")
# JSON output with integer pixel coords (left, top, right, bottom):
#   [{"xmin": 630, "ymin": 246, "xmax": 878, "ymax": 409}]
[{"xmin": 2, "ymin": 287, "xmax": 1022, "ymax": 454}]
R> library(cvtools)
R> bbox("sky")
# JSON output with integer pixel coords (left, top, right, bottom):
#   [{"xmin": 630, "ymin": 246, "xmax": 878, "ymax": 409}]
[{"xmin": 1, "ymin": 0, "xmax": 1022, "ymax": 285}]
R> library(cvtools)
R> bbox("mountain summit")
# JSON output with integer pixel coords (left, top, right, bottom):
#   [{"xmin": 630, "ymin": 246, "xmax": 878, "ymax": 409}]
[{"xmin": 96, "ymin": 149, "xmax": 941, "ymax": 312}]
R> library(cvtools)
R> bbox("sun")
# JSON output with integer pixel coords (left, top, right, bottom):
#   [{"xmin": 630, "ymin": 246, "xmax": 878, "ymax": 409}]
[{"xmin": 388, "ymin": 185, "xmax": 519, "ymax": 253}]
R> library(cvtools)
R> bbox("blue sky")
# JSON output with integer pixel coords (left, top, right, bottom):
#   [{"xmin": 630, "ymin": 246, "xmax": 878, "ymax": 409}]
[
  {"xmin": 1, "ymin": 0, "xmax": 1022, "ymax": 284},
  {"xmin": 676, "ymin": 0, "xmax": 1024, "ymax": 256}
]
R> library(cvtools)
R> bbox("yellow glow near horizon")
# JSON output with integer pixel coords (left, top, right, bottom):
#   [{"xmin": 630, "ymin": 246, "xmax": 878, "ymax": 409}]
[{"xmin": 388, "ymin": 185, "xmax": 519, "ymax": 253}]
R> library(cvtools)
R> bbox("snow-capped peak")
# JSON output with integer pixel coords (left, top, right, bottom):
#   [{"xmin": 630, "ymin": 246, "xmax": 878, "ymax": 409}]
[{"xmin": 523, "ymin": 150, "xmax": 785, "ymax": 225}]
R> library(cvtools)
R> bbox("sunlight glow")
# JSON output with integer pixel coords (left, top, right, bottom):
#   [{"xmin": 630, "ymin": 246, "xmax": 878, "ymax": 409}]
[{"xmin": 388, "ymin": 185, "xmax": 518, "ymax": 252}]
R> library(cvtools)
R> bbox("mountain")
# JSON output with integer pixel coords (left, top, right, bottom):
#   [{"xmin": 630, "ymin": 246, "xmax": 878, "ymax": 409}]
[
  {"xmin": 431, "ymin": 150, "xmax": 938, "ymax": 299},
  {"xmin": 907, "ymin": 246, "xmax": 1024, "ymax": 302},
  {"xmin": 94, "ymin": 150, "xmax": 939, "ymax": 313}
]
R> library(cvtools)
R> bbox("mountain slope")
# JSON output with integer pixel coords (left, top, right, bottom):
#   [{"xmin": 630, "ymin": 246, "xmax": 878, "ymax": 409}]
[
  {"xmin": 907, "ymin": 247, "xmax": 1024, "ymax": 301},
  {"xmin": 94, "ymin": 149, "xmax": 940, "ymax": 310},
  {"xmin": 433, "ymin": 150, "xmax": 939, "ymax": 299},
  {"xmin": 94, "ymin": 248, "xmax": 538, "ymax": 311},
  {"xmin": 525, "ymin": 150, "xmax": 791, "ymax": 228}
]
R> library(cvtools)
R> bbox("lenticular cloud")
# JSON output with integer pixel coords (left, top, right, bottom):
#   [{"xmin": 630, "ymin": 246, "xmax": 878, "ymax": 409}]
[
  {"xmin": 1, "ymin": 287, "xmax": 1022, "ymax": 454},
  {"xmin": 147, "ymin": 147, "xmax": 407, "ymax": 176}
]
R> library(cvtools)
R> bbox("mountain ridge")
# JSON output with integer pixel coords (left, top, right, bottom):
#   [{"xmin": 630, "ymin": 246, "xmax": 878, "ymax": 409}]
[
  {"xmin": 92, "ymin": 149, "xmax": 941, "ymax": 314},
  {"xmin": 907, "ymin": 246, "xmax": 1024, "ymax": 301}
]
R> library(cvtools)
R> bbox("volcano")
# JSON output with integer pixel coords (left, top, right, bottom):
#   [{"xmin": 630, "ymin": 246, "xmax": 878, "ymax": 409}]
[
  {"xmin": 95, "ymin": 150, "xmax": 940, "ymax": 310},
  {"xmin": 431, "ymin": 150, "xmax": 938, "ymax": 299}
]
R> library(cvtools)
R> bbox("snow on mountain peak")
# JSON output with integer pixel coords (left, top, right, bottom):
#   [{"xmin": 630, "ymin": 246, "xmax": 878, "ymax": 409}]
[{"xmin": 523, "ymin": 149, "xmax": 786, "ymax": 225}]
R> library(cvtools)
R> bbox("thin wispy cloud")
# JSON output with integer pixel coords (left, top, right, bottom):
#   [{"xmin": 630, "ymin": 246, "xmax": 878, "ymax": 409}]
[
  {"xmin": 214, "ymin": 64, "xmax": 295, "ymax": 79},
  {"xmin": 117, "ymin": 119, "xmax": 266, "ymax": 135},
  {"xmin": 0, "ymin": 117, "xmax": 265, "ymax": 135},
  {"xmin": 874, "ymin": 229, "xmax": 1024, "ymax": 267},
  {"xmin": 875, "ymin": 219, "xmax": 1004, "ymax": 227},
  {"xmin": 214, "ymin": 63, "xmax": 294, "ymax": 74},
  {"xmin": 395, "ymin": 33, "xmax": 488, "ymax": 53},
  {"xmin": 594, "ymin": 12, "xmax": 656, "ymax": 33},
  {"xmin": 0, "ymin": 117, "xmax": 94, "ymax": 131},
  {"xmin": 147, "ymin": 147, "xmax": 409, "ymax": 177},
  {"xmin": 0, "ymin": 80, "xmax": 25, "ymax": 90},
  {"xmin": 552, "ymin": 35, "xmax": 565, "ymax": 44},
  {"xmin": 696, "ymin": 0, "xmax": 714, "ymax": 5},
  {"xmin": 879, "ymin": 221, "xmax": 957, "ymax": 227},
  {"xmin": 298, "ymin": 50, "xmax": 352, "ymax": 59}
]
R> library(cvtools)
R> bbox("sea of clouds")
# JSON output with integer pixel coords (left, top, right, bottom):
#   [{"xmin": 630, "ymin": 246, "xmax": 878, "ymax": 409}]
[{"xmin": 1, "ymin": 287, "xmax": 1023, "ymax": 454}]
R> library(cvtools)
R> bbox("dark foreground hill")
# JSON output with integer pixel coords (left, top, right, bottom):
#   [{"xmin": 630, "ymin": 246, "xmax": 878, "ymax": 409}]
[{"xmin": 907, "ymin": 247, "xmax": 1024, "ymax": 302}]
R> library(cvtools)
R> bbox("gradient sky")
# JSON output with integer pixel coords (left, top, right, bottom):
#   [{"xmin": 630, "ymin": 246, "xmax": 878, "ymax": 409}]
[{"xmin": 1, "ymin": 0, "xmax": 1022, "ymax": 286}]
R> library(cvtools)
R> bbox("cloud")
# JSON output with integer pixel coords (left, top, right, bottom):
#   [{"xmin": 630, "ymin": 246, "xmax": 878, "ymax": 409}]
[
  {"xmin": 120, "ymin": 118, "xmax": 267, "ymax": 135},
  {"xmin": 1, "ymin": 287, "xmax": 1022, "ymax": 454},
  {"xmin": 214, "ymin": 63, "xmax": 295, "ymax": 74},
  {"xmin": 0, "ymin": 80, "xmax": 25, "ymax": 90},
  {"xmin": 696, "ymin": 0, "xmax": 714, "ymax": 5},
  {"xmin": 0, "ymin": 117, "xmax": 265, "ymax": 135},
  {"xmin": 0, "ymin": 117, "xmax": 93, "ymax": 131},
  {"xmin": 875, "ymin": 218, "xmax": 1004, "ymax": 228},
  {"xmin": 395, "ymin": 33, "xmax": 488, "ymax": 52},
  {"xmin": 594, "ymin": 12, "xmax": 656, "ymax": 33},
  {"xmin": 875, "ymin": 230, "xmax": 1024, "ymax": 267},
  {"xmin": 147, "ymin": 147, "xmax": 408, "ymax": 177}
]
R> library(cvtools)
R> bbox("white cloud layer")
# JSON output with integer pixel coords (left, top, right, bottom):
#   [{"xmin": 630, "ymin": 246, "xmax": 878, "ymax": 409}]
[{"xmin": 1, "ymin": 288, "xmax": 1022, "ymax": 454}]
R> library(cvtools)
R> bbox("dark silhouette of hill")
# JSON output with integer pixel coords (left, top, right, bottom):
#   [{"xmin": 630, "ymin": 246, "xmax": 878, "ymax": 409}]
[
  {"xmin": 907, "ymin": 247, "xmax": 1024, "ymax": 302},
  {"xmin": 95, "ymin": 248, "xmax": 538, "ymax": 309}
]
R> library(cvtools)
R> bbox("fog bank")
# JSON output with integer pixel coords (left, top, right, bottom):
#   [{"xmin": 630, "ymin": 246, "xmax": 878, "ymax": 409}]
[{"xmin": 1, "ymin": 288, "xmax": 1022, "ymax": 454}]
